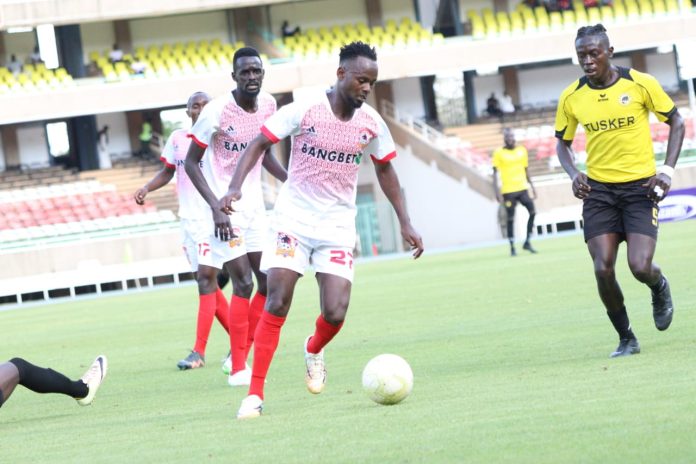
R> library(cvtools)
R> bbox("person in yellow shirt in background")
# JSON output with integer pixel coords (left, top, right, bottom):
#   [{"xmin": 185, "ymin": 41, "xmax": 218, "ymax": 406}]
[
  {"xmin": 555, "ymin": 24, "xmax": 685, "ymax": 358},
  {"xmin": 492, "ymin": 128, "xmax": 537, "ymax": 256}
]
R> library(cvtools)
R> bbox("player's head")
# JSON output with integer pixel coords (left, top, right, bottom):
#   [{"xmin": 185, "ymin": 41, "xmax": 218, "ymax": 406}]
[
  {"xmin": 336, "ymin": 41, "xmax": 378, "ymax": 109},
  {"xmin": 575, "ymin": 24, "xmax": 613, "ymax": 81},
  {"xmin": 232, "ymin": 47, "xmax": 264, "ymax": 97},
  {"xmin": 503, "ymin": 128, "xmax": 515, "ymax": 148},
  {"xmin": 186, "ymin": 91, "xmax": 211, "ymax": 124}
]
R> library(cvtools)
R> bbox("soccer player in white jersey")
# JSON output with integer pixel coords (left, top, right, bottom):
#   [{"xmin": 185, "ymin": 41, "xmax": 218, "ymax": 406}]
[
  {"xmin": 134, "ymin": 92, "xmax": 232, "ymax": 370},
  {"xmin": 221, "ymin": 42, "xmax": 424, "ymax": 419},
  {"xmin": 185, "ymin": 47, "xmax": 287, "ymax": 387}
]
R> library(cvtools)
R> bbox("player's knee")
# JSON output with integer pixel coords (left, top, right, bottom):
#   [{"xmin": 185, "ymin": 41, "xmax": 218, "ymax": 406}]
[
  {"xmin": 231, "ymin": 274, "xmax": 254, "ymax": 298},
  {"xmin": 8, "ymin": 358, "xmax": 27, "ymax": 381},
  {"xmin": 196, "ymin": 271, "xmax": 217, "ymax": 294},
  {"xmin": 265, "ymin": 291, "xmax": 292, "ymax": 316},
  {"xmin": 628, "ymin": 258, "xmax": 652, "ymax": 282},
  {"xmin": 593, "ymin": 263, "xmax": 615, "ymax": 282}
]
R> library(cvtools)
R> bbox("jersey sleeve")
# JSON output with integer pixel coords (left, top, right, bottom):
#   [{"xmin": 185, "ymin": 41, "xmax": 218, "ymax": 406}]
[
  {"xmin": 491, "ymin": 148, "xmax": 501, "ymax": 169},
  {"xmin": 365, "ymin": 113, "xmax": 397, "ymax": 164},
  {"xmin": 188, "ymin": 99, "xmax": 221, "ymax": 148},
  {"xmin": 261, "ymin": 101, "xmax": 304, "ymax": 143},
  {"xmin": 554, "ymin": 84, "xmax": 579, "ymax": 141},
  {"xmin": 633, "ymin": 70, "xmax": 676, "ymax": 122},
  {"xmin": 160, "ymin": 132, "xmax": 177, "ymax": 169}
]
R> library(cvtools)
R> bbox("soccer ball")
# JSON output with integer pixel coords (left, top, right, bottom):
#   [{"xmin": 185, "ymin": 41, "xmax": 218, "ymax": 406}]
[{"xmin": 361, "ymin": 354, "xmax": 413, "ymax": 405}]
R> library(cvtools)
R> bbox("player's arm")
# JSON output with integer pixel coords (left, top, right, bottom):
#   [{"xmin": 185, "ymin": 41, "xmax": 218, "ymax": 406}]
[
  {"xmin": 220, "ymin": 133, "xmax": 274, "ymax": 214},
  {"xmin": 373, "ymin": 161, "xmax": 424, "ymax": 259},
  {"xmin": 556, "ymin": 139, "xmax": 590, "ymax": 199},
  {"xmin": 492, "ymin": 167, "xmax": 502, "ymax": 203},
  {"xmin": 525, "ymin": 167, "xmax": 536, "ymax": 199},
  {"xmin": 643, "ymin": 110, "xmax": 685, "ymax": 201},
  {"xmin": 184, "ymin": 141, "xmax": 233, "ymax": 241},
  {"xmin": 134, "ymin": 165, "xmax": 174, "ymax": 205},
  {"xmin": 261, "ymin": 147, "xmax": 287, "ymax": 183}
]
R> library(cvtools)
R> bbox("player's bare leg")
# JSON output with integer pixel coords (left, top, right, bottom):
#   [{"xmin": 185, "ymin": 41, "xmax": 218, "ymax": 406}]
[
  {"xmin": 0, "ymin": 362, "xmax": 20, "ymax": 406},
  {"xmin": 588, "ymin": 234, "xmax": 639, "ymax": 357},
  {"xmin": 626, "ymin": 233, "xmax": 673, "ymax": 331},
  {"xmin": 303, "ymin": 273, "xmax": 351, "ymax": 394}
]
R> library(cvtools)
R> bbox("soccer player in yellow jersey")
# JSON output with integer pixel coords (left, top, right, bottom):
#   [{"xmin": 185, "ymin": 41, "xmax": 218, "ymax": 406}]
[
  {"xmin": 554, "ymin": 24, "xmax": 685, "ymax": 358},
  {"xmin": 492, "ymin": 128, "xmax": 538, "ymax": 256}
]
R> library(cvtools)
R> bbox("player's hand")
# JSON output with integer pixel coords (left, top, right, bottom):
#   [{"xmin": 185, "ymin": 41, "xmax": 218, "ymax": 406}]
[
  {"xmin": 643, "ymin": 174, "xmax": 671, "ymax": 203},
  {"xmin": 134, "ymin": 188, "xmax": 147, "ymax": 205},
  {"xmin": 531, "ymin": 189, "xmax": 538, "ymax": 200},
  {"xmin": 571, "ymin": 172, "xmax": 591, "ymax": 199},
  {"xmin": 495, "ymin": 193, "xmax": 502, "ymax": 203},
  {"xmin": 400, "ymin": 223, "xmax": 424, "ymax": 259},
  {"xmin": 213, "ymin": 208, "xmax": 236, "ymax": 242},
  {"xmin": 219, "ymin": 188, "xmax": 242, "ymax": 215}
]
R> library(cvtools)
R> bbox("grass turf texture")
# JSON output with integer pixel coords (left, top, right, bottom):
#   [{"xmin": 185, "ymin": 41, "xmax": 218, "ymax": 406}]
[{"xmin": 2, "ymin": 220, "xmax": 696, "ymax": 463}]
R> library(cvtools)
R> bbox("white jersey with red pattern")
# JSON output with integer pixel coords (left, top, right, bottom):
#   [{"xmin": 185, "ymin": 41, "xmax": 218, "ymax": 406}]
[
  {"xmin": 161, "ymin": 128, "xmax": 205, "ymax": 219},
  {"xmin": 189, "ymin": 91, "xmax": 277, "ymax": 213},
  {"xmin": 261, "ymin": 92, "xmax": 396, "ymax": 227}
]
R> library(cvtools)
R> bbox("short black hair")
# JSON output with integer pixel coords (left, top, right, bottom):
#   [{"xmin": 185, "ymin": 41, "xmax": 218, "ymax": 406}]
[
  {"xmin": 233, "ymin": 47, "xmax": 261, "ymax": 69},
  {"xmin": 576, "ymin": 23, "xmax": 608, "ymax": 41},
  {"xmin": 339, "ymin": 41, "xmax": 377, "ymax": 64},
  {"xmin": 187, "ymin": 91, "xmax": 210, "ymax": 109}
]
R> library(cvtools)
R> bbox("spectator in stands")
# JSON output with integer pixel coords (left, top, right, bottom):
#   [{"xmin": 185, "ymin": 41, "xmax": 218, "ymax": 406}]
[
  {"xmin": 554, "ymin": 24, "xmax": 684, "ymax": 358},
  {"xmin": 281, "ymin": 20, "xmax": 301, "ymax": 38},
  {"xmin": 97, "ymin": 125, "xmax": 111, "ymax": 169},
  {"xmin": 500, "ymin": 91, "xmax": 516, "ymax": 114},
  {"xmin": 545, "ymin": 0, "xmax": 572, "ymax": 12},
  {"xmin": 1, "ymin": 355, "xmax": 107, "ymax": 410},
  {"xmin": 486, "ymin": 93, "xmax": 503, "ymax": 118},
  {"xmin": 138, "ymin": 119, "xmax": 153, "ymax": 158},
  {"xmin": 7, "ymin": 54, "xmax": 22, "ymax": 76},
  {"xmin": 130, "ymin": 57, "xmax": 147, "ymax": 75},
  {"xmin": 492, "ymin": 127, "xmax": 537, "ymax": 256},
  {"xmin": 109, "ymin": 43, "xmax": 124, "ymax": 63},
  {"xmin": 29, "ymin": 46, "xmax": 42, "ymax": 65}
]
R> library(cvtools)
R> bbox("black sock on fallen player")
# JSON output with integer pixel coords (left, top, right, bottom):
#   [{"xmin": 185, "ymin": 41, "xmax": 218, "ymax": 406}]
[
  {"xmin": 9, "ymin": 358, "xmax": 88, "ymax": 398},
  {"xmin": 606, "ymin": 307, "xmax": 636, "ymax": 340}
]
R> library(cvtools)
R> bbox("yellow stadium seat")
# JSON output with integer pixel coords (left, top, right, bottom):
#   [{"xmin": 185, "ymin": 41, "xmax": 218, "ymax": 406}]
[
  {"xmin": 639, "ymin": 0, "xmax": 653, "ymax": 16},
  {"xmin": 549, "ymin": 11, "xmax": 563, "ymax": 31},
  {"xmin": 587, "ymin": 7, "xmax": 601, "ymax": 23},
  {"xmin": 562, "ymin": 9, "xmax": 576, "ymax": 26},
  {"xmin": 496, "ymin": 12, "xmax": 511, "ymax": 35},
  {"xmin": 510, "ymin": 11, "xmax": 524, "ymax": 33},
  {"xmin": 600, "ymin": 5, "xmax": 614, "ymax": 21},
  {"xmin": 575, "ymin": 8, "xmax": 588, "ymax": 25},
  {"xmin": 665, "ymin": 0, "xmax": 679, "ymax": 12},
  {"xmin": 470, "ymin": 16, "xmax": 485, "ymax": 38},
  {"xmin": 612, "ymin": 4, "xmax": 627, "ymax": 21},
  {"xmin": 624, "ymin": 0, "xmax": 640, "ymax": 17},
  {"xmin": 522, "ymin": 9, "xmax": 537, "ymax": 30},
  {"xmin": 652, "ymin": 0, "xmax": 666, "ymax": 15}
]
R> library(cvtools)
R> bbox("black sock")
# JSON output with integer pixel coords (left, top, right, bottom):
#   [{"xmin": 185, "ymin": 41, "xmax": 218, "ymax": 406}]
[
  {"xmin": 606, "ymin": 307, "xmax": 635, "ymax": 340},
  {"xmin": 649, "ymin": 276, "xmax": 666, "ymax": 293},
  {"xmin": 9, "ymin": 358, "xmax": 88, "ymax": 399}
]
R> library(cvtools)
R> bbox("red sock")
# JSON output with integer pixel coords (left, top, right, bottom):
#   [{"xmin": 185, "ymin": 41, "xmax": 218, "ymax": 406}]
[
  {"xmin": 248, "ymin": 311, "xmax": 286, "ymax": 399},
  {"xmin": 245, "ymin": 293, "xmax": 266, "ymax": 358},
  {"xmin": 214, "ymin": 288, "xmax": 229, "ymax": 333},
  {"xmin": 229, "ymin": 295, "xmax": 251, "ymax": 373},
  {"xmin": 193, "ymin": 293, "xmax": 217, "ymax": 356},
  {"xmin": 306, "ymin": 315, "xmax": 344, "ymax": 354}
]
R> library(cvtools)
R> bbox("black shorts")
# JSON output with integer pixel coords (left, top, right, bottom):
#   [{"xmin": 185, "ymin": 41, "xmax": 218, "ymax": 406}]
[
  {"xmin": 583, "ymin": 177, "xmax": 658, "ymax": 242},
  {"xmin": 502, "ymin": 190, "xmax": 535, "ymax": 217}
]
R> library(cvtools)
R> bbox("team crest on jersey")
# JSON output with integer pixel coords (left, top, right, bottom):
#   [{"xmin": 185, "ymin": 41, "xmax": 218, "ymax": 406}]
[
  {"xmin": 358, "ymin": 130, "xmax": 372, "ymax": 148},
  {"xmin": 619, "ymin": 94, "xmax": 631, "ymax": 105},
  {"xmin": 227, "ymin": 227, "xmax": 243, "ymax": 248},
  {"xmin": 275, "ymin": 232, "xmax": 298, "ymax": 257}
]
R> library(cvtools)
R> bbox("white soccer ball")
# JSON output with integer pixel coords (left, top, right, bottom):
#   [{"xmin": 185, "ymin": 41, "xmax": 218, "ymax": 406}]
[{"xmin": 362, "ymin": 354, "xmax": 413, "ymax": 405}]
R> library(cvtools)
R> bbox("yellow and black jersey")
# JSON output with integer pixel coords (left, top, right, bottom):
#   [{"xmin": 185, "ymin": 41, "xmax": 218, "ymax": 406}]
[
  {"xmin": 492, "ymin": 145, "xmax": 528, "ymax": 194},
  {"xmin": 554, "ymin": 67, "xmax": 676, "ymax": 183}
]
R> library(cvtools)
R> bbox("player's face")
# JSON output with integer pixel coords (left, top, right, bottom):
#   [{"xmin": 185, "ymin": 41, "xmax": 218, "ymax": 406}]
[
  {"xmin": 232, "ymin": 56, "xmax": 264, "ymax": 97},
  {"xmin": 575, "ymin": 36, "xmax": 613, "ymax": 83},
  {"xmin": 504, "ymin": 131, "xmax": 515, "ymax": 147},
  {"xmin": 338, "ymin": 56, "xmax": 378, "ymax": 108},
  {"xmin": 186, "ymin": 95, "xmax": 210, "ymax": 124}
]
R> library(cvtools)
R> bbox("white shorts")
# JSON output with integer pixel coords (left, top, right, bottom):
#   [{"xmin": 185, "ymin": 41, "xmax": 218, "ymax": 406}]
[
  {"xmin": 180, "ymin": 220, "xmax": 199, "ymax": 273},
  {"xmin": 181, "ymin": 210, "xmax": 269, "ymax": 270},
  {"xmin": 260, "ymin": 213, "xmax": 357, "ymax": 282}
]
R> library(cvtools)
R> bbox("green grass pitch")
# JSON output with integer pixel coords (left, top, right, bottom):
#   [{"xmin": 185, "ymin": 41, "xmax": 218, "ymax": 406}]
[{"xmin": 2, "ymin": 220, "xmax": 696, "ymax": 463}]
